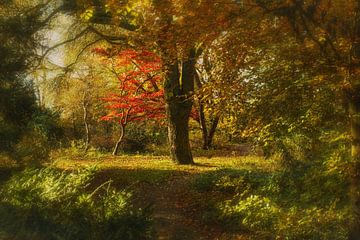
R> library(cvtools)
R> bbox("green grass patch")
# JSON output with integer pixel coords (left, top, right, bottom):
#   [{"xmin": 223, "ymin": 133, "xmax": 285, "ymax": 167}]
[{"xmin": 9, "ymin": 153, "xmax": 350, "ymax": 239}]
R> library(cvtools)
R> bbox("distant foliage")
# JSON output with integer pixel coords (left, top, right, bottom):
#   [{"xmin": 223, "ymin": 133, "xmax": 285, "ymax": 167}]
[
  {"xmin": 0, "ymin": 166, "xmax": 153, "ymax": 240},
  {"xmin": 0, "ymin": 4, "xmax": 64, "ymax": 165}
]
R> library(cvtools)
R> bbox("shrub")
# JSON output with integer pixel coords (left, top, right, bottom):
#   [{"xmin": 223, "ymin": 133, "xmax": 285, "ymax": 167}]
[
  {"xmin": 4, "ymin": 108, "xmax": 63, "ymax": 166},
  {"xmin": 0, "ymin": 166, "xmax": 153, "ymax": 240},
  {"xmin": 194, "ymin": 165, "xmax": 350, "ymax": 239},
  {"xmin": 193, "ymin": 171, "xmax": 218, "ymax": 192},
  {"xmin": 218, "ymin": 195, "xmax": 280, "ymax": 235},
  {"xmin": 276, "ymin": 207, "xmax": 349, "ymax": 240},
  {"xmin": 91, "ymin": 135, "xmax": 115, "ymax": 152},
  {"xmin": 218, "ymin": 196, "xmax": 349, "ymax": 239},
  {"xmin": 13, "ymin": 129, "xmax": 51, "ymax": 166},
  {"xmin": 117, "ymin": 123, "xmax": 167, "ymax": 154},
  {"xmin": 55, "ymin": 140, "xmax": 107, "ymax": 160},
  {"xmin": 120, "ymin": 138, "xmax": 148, "ymax": 154}
]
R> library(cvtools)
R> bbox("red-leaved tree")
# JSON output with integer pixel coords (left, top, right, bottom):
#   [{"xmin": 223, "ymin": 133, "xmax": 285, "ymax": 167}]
[{"xmin": 94, "ymin": 48, "xmax": 165, "ymax": 155}]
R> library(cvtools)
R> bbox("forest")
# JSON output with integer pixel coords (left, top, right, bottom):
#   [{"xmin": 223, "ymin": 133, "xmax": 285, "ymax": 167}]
[{"xmin": 1, "ymin": 0, "xmax": 360, "ymax": 239}]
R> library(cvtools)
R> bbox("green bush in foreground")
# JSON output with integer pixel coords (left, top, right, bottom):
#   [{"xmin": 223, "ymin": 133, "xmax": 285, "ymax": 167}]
[
  {"xmin": 194, "ymin": 166, "xmax": 351, "ymax": 240},
  {"xmin": 218, "ymin": 195, "xmax": 349, "ymax": 240},
  {"xmin": 0, "ymin": 166, "xmax": 153, "ymax": 240}
]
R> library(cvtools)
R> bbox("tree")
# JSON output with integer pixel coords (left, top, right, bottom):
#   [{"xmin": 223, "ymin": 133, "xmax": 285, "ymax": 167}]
[
  {"xmin": 144, "ymin": 0, "xmax": 241, "ymax": 163},
  {"xmin": 0, "ymin": 1, "xmax": 57, "ymax": 161},
  {"xmin": 203, "ymin": 1, "xmax": 360, "ymax": 237},
  {"xmin": 96, "ymin": 48, "xmax": 165, "ymax": 155},
  {"xmin": 193, "ymin": 61, "xmax": 221, "ymax": 150},
  {"xmin": 61, "ymin": 0, "xmax": 240, "ymax": 164},
  {"xmin": 249, "ymin": 1, "xmax": 360, "ymax": 237}
]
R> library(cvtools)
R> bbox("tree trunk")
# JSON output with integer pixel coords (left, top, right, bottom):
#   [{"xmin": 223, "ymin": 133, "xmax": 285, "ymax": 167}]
[
  {"xmin": 164, "ymin": 50, "xmax": 195, "ymax": 164},
  {"xmin": 348, "ymin": 89, "xmax": 360, "ymax": 240},
  {"xmin": 207, "ymin": 116, "xmax": 220, "ymax": 149},
  {"xmin": 194, "ymin": 68, "xmax": 219, "ymax": 150},
  {"xmin": 198, "ymin": 103, "xmax": 209, "ymax": 150},
  {"xmin": 198, "ymin": 106, "xmax": 220, "ymax": 150},
  {"xmin": 167, "ymin": 100, "xmax": 193, "ymax": 164},
  {"xmin": 349, "ymin": 2, "xmax": 360, "ymax": 238},
  {"xmin": 112, "ymin": 124, "xmax": 125, "ymax": 156},
  {"xmin": 82, "ymin": 98, "xmax": 90, "ymax": 151},
  {"xmin": 72, "ymin": 113, "xmax": 77, "ymax": 137},
  {"xmin": 194, "ymin": 69, "xmax": 209, "ymax": 150}
]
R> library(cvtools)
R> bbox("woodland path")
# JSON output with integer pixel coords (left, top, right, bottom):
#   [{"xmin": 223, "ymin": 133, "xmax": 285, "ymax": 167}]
[
  {"xmin": 132, "ymin": 170, "xmax": 249, "ymax": 240},
  {"xmin": 61, "ymin": 156, "xmax": 260, "ymax": 240}
]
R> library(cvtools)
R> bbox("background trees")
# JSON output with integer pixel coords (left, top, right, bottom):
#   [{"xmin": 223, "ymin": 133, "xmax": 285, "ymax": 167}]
[
  {"xmin": 248, "ymin": 1, "xmax": 360, "ymax": 237},
  {"xmin": 0, "ymin": 1, "xmax": 65, "ymax": 164},
  {"xmin": 60, "ymin": 0, "xmax": 241, "ymax": 163}
]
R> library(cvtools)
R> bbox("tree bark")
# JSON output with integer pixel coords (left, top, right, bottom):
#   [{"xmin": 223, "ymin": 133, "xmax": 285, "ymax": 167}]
[
  {"xmin": 164, "ymin": 50, "xmax": 196, "ymax": 164},
  {"xmin": 72, "ymin": 113, "xmax": 77, "ymax": 137},
  {"xmin": 112, "ymin": 124, "xmax": 125, "ymax": 156},
  {"xmin": 198, "ymin": 103, "xmax": 209, "ymax": 150},
  {"xmin": 348, "ymin": 88, "xmax": 360, "ymax": 240},
  {"xmin": 198, "ymin": 105, "xmax": 220, "ymax": 150},
  {"xmin": 349, "ymin": 2, "xmax": 360, "ymax": 238},
  {"xmin": 82, "ymin": 94, "xmax": 90, "ymax": 151},
  {"xmin": 207, "ymin": 116, "xmax": 220, "ymax": 149}
]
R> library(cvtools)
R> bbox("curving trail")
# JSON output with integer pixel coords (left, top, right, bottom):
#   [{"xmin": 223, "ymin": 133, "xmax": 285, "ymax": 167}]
[
  {"xmin": 61, "ymin": 155, "xmax": 263, "ymax": 240},
  {"xmin": 133, "ymin": 172, "xmax": 248, "ymax": 240}
]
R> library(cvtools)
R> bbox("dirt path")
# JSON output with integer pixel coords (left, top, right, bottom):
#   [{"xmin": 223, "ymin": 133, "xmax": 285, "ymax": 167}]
[
  {"xmin": 77, "ymin": 157, "xmax": 258, "ymax": 240},
  {"xmin": 133, "ymin": 172, "xmax": 244, "ymax": 240}
]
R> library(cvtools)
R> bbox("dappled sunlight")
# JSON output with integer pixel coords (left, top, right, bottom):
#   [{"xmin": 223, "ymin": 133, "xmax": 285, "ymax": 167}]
[{"xmin": 1, "ymin": 0, "xmax": 359, "ymax": 238}]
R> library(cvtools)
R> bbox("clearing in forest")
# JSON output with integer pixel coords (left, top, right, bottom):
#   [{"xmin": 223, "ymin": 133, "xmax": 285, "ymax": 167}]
[{"xmin": 56, "ymin": 155, "xmax": 273, "ymax": 240}]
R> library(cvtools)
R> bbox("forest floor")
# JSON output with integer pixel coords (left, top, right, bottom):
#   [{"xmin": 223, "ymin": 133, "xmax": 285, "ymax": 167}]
[{"xmin": 56, "ymin": 155, "xmax": 276, "ymax": 240}]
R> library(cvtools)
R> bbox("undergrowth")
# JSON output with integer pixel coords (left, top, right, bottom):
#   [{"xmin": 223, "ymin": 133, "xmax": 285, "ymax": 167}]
[
  {"xmin": 193, "ymin": 159, "xmax": 352, "ymax": 239},
  {"xmin": 0, "ymin": 166, "xmax": 153, "ymax": 240}
]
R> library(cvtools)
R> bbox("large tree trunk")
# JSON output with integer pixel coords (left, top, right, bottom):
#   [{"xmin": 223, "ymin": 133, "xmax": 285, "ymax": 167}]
[
  {"xmin": 166, "ymin": 99, "xmax": 193, "ymax": 164},
  {"xmin": 164, "ymin": 51, "xmax": 196, "ymax": 164}
]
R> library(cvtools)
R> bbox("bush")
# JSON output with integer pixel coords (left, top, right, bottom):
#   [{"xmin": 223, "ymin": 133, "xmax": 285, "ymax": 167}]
[
  {"xmin": 276, "ymin": 206, "xmax": 349, "ymax": 240},
  {"xmin": 117, "ymin": 123, "xmax": 167, "ymax": 154},
  {"xmin": 120, "ymin": 137, "xmax": 148, "ymax": 154},
  {"xmin": 0, "ymin": 166, "xmax": 153, "ymax": 240},
  {"xmin": 54, "ymin": 140, "xmax": 107, "ymax": 160},
  {"xmin": 218, "ymin": 195, "xmax": 280, "ymax": 235},
  {"xmin": 11, "ymin": 128, "xmax": 51, "ymax": 166},
  {"xmin": 218, "ymin": 196, "xmax": 349, "ymax": 240},
  {"xmin": 194, "ymin": 165, "xmax": 350, "ymax": 239},
  {"xmin": 91, "ymin": 135, "xmax": 115, "ymax": 152},
  {"xmin": 2, "ymin": 108, "xmax": 63, "ymax": 166}
]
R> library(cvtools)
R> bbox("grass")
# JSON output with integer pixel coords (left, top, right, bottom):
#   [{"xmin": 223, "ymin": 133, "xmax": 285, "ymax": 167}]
[
  {"xmin": 0, "ymin": 152, "xmax": 351, "ymax": 239},
  {"xmin": 54, "ymin": 155, "xmax": 275, "ymax": 172},
  {"xmin": 52, "ymin": 155, "xmax": 277, "ymax": 187}
]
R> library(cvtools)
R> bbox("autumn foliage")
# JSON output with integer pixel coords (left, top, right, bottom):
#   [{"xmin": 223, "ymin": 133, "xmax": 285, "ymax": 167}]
[{"xmin": 94, "ymin": 48, "xmax": 165, "ymax": 125}]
